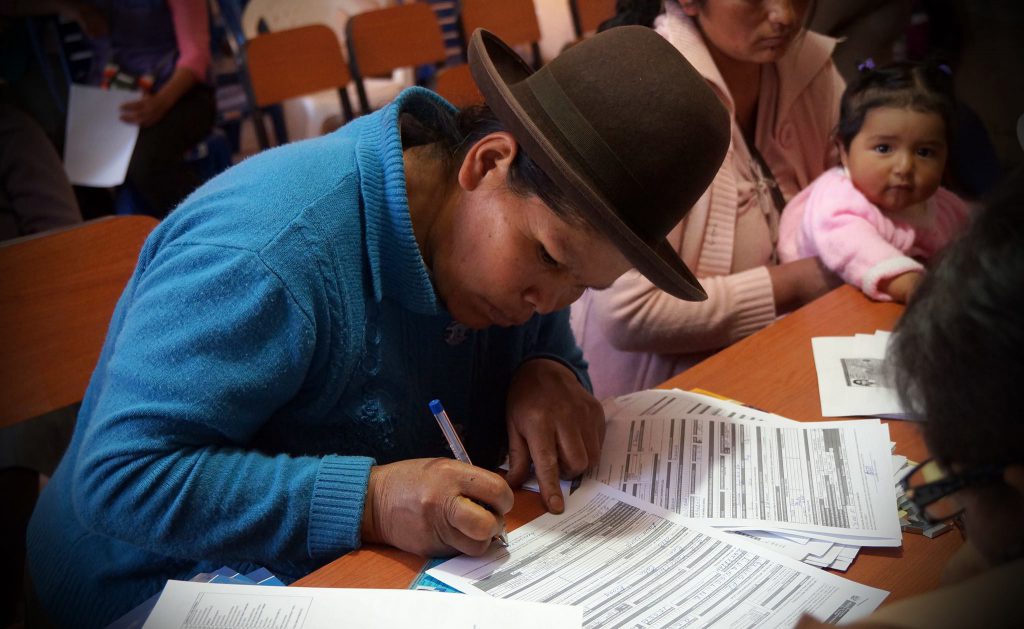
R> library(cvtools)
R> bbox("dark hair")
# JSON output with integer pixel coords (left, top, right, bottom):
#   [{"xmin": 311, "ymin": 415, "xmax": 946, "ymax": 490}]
[
  {"xmin": 400, "ymin": 100, "xmax": 589, "ymax": 228},
  {"xmin": 836, "ymin": 61, "xmax": 957, "ymax": 150},
  {"xmin": 599, "ymin": 1, "xmax": 818, "ymax": 33},
  {"xmin": 599, "ymin": 0, "xmax": 663, "ymax": 30},
  {"xmin": 887, "ymin": 169, "xmax": 1024, "ymax": 468}
]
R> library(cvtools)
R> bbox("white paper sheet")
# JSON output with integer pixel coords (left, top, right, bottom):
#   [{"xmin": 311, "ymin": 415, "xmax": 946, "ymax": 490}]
[
  {"xmin": 429, "ymin": 481, "xmax": 888, "ymax": 628},
  {"xmin": 607, "ymin": 389, "xmax": 799, "ymax": 426},
  {"xmin": 64, "ymin": 84, "xmax": 140, "ymax": 187},
  {"xmin": 811, "ymin": 334, "xmax": 907, "ymax": 418},
  {"xmin": 586, "ymin": 391, "xmax": 902, "ymax": 544},
  {"xmin": 141, "ymin": 581, "xmax": 582, "ymax": 629},
  {"xmin": 729, "ymin": 530, "xmax": 834, "ymax": 561}
]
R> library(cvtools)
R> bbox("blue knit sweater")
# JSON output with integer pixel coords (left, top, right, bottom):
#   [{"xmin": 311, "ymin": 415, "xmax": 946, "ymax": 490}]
[{"xmin": 27, "ymin": 88, "xmax": 590, "ymax": 628}]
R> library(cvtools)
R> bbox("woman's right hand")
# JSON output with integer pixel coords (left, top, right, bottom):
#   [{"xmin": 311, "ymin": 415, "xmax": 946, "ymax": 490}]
[
  {"xmin": 768, "ymin": 257, "xmax": 842, "ymax": 312},
  {"xmin": 360, "ymin": 458, "xmax": 514, "ymax": 557}
]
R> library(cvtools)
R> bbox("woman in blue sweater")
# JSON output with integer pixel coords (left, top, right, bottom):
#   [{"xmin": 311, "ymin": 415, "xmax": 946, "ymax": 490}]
[{"xmin": 27, "ymin": 27, "xmax": 729, "ymax": 626}]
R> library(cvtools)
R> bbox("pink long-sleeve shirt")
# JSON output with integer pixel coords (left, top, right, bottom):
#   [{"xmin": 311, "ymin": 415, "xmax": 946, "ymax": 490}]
[
  {"xmin": 168, "ymin": 0, "xmax": 210, "ymax": 83},
  {"xmin": 778, "ymin": 167, "xmax": 970, "ymax": 300}
]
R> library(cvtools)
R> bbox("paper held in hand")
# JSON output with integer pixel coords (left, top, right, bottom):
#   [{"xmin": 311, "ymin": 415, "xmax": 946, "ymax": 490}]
[{"xmin": 64, "ymin": 84, "xmax": 140, "ymax": 187}]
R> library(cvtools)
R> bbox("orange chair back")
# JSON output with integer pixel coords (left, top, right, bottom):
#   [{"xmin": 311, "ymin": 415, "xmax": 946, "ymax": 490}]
[
  {"xmin": 434, "ymin": 64, "xmax": 484, "ymax": 108},
  {"xmin": 347, "ymin": 3, "xmax": 447, "ymax": 78},
  {"xmin": 570, "ymin": 0, "xmax": 616, "ymax": 38},
  {"xmin": 245, "ymin": 23, "xmax": 353, "ymax": 108},
  {"xmin": 0, "ymin": 216, "xmax": 158, "ymax": 428},
  {"xmin": 345, "ymin": 2, "xmax": 448, "ymax": 113},
  {"xmin": 460, "ymin": 0, "xmax": 541, "ymax": 50}
]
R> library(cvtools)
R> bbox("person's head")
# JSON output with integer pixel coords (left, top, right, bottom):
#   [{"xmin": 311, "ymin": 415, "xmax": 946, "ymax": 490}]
[
  {"xmin": 601, "ymin": 1, "xmax": 815, "ymax": 63},
  {"xmin": 888, "ymin": 170, "xmax": 1024, "ymax": 566},
  {"xmin": 837, "ymin": 61, "xmax": 957, "ymax": 214},
  {"xmin": 404, "ymin": 103, "xmax": 632, "ymax": 329},
  {"xmin": 415, "ymin": 26, "xmax": 729, "ymax": 330},
  {"xmin": 679, "ymin": 0, "xmax": 816, "ymax": 65}
]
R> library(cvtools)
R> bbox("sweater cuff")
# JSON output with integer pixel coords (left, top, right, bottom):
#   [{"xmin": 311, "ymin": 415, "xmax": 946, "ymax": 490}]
[
  {"xmin": 862, "ymin": 256, "xmax": 924, "ymax": 301},
  {"xmin": 729, "ymin": 266, "xmax": 777, "ymax": 342},
  {"xmin": 307, "ymin": 455, "xmax": 375, "ymax": 559}
]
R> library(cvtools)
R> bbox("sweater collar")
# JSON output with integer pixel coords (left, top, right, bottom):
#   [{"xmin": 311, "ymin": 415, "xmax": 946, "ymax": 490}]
[
  {"xmin": 356, "ymin": 87, "xmax": 457, "ymax": 316},
  {"xmin": 656, "ymin": 2, "xmax": 837, "ymax": 120}
]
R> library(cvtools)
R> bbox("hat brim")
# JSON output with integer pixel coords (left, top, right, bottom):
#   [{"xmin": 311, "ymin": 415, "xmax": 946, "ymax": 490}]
[{"xmin": 468, "ymin": 29, "xmax": 707, "ymax": 301}]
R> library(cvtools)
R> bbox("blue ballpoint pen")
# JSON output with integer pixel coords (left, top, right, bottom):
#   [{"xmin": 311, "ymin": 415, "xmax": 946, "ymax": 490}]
[{"xmin": 429, "ymin": 399, "xmax": 510, "ymax": 547}]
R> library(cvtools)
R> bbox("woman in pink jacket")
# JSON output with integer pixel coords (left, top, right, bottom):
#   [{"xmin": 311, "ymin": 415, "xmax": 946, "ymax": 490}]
[
  {"xmin": 778, "ymin": 60, "xmax": 970, "ymax": 303},
  {"xmin": 573, "ymin": 0, "xmax": 844, "ymax": 398}
]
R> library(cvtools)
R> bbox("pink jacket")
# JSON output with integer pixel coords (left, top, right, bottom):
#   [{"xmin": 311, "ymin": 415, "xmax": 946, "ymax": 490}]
[
  {"xmin": 571, "ymin": 3, "xmax": 844, "ymax": 399},
  {"xmin": 778, "ymin": 167, "xmax": 970, "ymax": 300}
]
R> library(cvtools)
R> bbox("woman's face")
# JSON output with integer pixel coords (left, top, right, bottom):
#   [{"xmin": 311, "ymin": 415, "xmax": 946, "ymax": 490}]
[
  {"xmin": 430, "ymin": 153, "xmax": 630, "ymax": 330},
  {"xmin": 683, "ymin": 0, "xmax": 810, "ymax": 65}
]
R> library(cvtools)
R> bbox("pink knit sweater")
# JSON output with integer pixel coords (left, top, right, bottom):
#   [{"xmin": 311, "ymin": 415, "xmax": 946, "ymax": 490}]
[
  {"xmin": 778, "ymin": 167, "xmax": 970, "ymax": 301},
  {"xmin": 571, "ymin": 2, "xmax": 844, "ymax": 399}
]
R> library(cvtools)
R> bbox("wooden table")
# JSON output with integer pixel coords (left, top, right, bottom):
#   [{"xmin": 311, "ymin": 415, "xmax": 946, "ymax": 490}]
[{"xmin": 295, "ymin": 285, "xmax": 962, "ymax": 605}]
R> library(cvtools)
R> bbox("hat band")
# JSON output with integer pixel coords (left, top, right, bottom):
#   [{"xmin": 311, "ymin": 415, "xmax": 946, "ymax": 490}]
[{"xmin": 525, "ymin": 68, "xmax": 650, "ymax": 235}]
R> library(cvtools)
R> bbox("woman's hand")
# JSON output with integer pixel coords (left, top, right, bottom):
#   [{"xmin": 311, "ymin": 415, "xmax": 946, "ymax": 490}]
[
  {"xmin": 361, "ymin": 458, "xmax": 513, "ymax": 557},
  {"xmin": 120, "ymin": 67, "xmax": 199, "ymax": 128},
  {"xmin": 120, "ymin": 93, "xmax": 173, "ymax": 127},
  {"xmin": 768, "ymin": 257, "xmax": 842, "ymax": 313},
  {"xmin": 505, "ymin": 359, "xmax": 605, "ymax": 514}
]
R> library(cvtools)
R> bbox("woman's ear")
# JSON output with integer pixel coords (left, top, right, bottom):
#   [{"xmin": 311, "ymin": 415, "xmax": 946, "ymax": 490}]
[{"xmin": 457, "ymin": 132, "xmax": 519, "ymax": 192}]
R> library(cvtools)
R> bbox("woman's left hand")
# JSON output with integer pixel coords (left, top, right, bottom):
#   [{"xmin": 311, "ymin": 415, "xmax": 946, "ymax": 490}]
[
  {"xmin": 505, "ymin": 359, "xmax": 605, "ymax": 514},
  {"xmin": 120, "ymin": 93, "xmax": 172, "ymax": 127}
]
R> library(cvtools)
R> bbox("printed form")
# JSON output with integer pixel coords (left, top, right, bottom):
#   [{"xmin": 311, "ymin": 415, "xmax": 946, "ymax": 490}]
[
  {"xmin": 429, "ymin": 481, "xmax": 888, "ymax": 628},
  {"xmin": 141, "ymin": 582, "xmax": 582, "ymax": 629},
  {"xmin": 587, "ymin": 390, "xmax": 902, "ymax": 546}
]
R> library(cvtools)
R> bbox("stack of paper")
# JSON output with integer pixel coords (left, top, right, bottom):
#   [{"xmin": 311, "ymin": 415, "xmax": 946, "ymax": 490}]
[
  {"xmin": 109, "ymin": 566, "xmax": 285, "ymax": 629},
  {"xmin": 142, "ymin": 582, "xmax": 582, "ymax": 629},
  {"xmin": 584, "ymin": 389, "xmax": 904, "ymax": 571},
  {"xmin": 429, "ymin": 481, "xmax": 889, "ymax": 627},
  {"xmin": 811, "ymin": 330, "xmax": 907, "ymax": 418}
]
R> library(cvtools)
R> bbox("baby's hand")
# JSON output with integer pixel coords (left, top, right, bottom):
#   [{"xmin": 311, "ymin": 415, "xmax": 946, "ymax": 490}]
[{"xmin": 883, "ymin": 271, "xmax": 923, "ymax": 304}]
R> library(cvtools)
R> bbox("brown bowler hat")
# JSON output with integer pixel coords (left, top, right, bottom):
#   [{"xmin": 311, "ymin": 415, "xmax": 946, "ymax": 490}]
[{"xmin": 468, "ymin": 26, "xmax": 729, "ymax": 301}]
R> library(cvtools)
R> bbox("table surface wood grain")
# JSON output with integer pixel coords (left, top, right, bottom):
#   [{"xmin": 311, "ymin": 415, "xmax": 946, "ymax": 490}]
[{"xmin": 294, "ymin": 285, "xmax": 961, "ymax": 605}]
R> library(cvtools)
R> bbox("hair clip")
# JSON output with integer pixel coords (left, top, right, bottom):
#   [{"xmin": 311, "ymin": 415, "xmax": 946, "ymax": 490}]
[
  {"xmin": 857, "ymin": 58, "xmax": 876, "ymax": 72},
  {"xmin": 938, "ymin": 63, "xmax": 952, "ymax": 76}
]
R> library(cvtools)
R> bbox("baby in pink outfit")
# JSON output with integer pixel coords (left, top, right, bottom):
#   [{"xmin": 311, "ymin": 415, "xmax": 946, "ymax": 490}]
[{"xmin": 779, "ymin": 61, "xmax": 970, "ymax": 303}]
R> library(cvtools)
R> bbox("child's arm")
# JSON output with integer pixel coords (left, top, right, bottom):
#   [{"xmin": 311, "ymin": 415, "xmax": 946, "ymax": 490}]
[
  {"xmin": 879, "ymin": 270, "xmax": 922, "ymax": 304},
  {"xmin": 801, "ymin": 189, "xmax": 923, "ymax": 302}
]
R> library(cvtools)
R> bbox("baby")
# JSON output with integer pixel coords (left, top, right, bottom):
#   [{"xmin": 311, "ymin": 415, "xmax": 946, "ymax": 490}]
[{"xmin": 778, "ymin": 60, "xmax": 969, "ymax": 303}]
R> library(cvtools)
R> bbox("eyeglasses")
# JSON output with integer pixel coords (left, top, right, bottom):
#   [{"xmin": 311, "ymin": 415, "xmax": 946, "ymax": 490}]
[{"xmin": 899, "ymin": 458, "xmax": 1006, "ymax": 523}]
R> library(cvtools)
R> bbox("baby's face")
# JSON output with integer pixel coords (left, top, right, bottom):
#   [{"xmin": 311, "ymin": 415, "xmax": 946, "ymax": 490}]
[{"xmin": 842, "ymin": 107, "xmax": 948, "ymax": 214}]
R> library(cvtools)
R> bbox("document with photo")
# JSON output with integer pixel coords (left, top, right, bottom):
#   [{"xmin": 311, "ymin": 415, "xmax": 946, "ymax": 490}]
[{"xmin": 811, "ymin": 333, "xmax": 907, "ymax": 418}]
